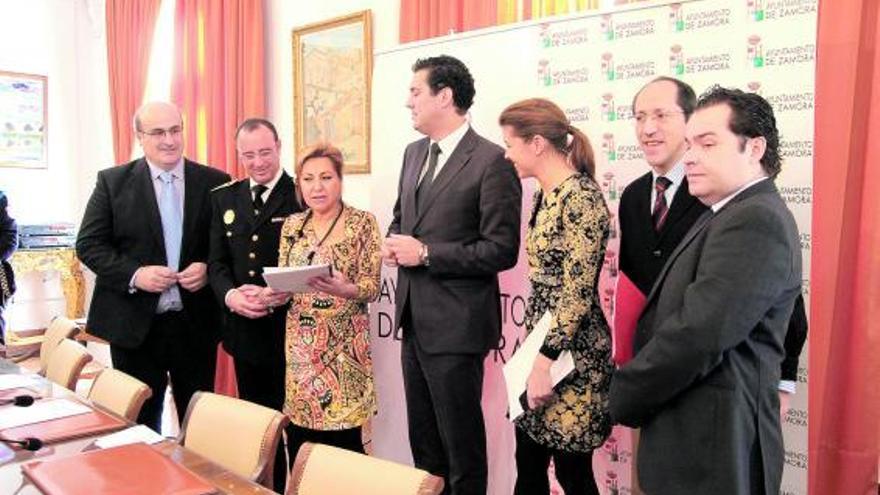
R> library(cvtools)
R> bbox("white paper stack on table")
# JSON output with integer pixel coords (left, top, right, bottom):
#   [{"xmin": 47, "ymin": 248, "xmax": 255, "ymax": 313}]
[
  {"xmin": 262, "ymin": 264, "xmax": 332, "ymax": 293},
  {"xmin": 502, "ymin": 311, "xmax": 575, "ymax": 421},
  {"xmin": 0, "ymin": 398, "xmax": 92, "ymax": 429}
]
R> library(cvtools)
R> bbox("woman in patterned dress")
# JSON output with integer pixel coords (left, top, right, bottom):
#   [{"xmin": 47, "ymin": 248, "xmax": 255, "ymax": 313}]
[
  {"xmin": 499, "ymin": 98, "xmax": 613, "ymax": 495},
  {"xmin": 268, "ymin": 143, "xmax": 381, "ymax": 461}
]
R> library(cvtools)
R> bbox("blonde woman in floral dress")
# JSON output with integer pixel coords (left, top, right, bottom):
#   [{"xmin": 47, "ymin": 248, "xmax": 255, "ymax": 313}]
[{"xmin": 269, "ymin": 143, "xmax": 381, "ymax": 461}]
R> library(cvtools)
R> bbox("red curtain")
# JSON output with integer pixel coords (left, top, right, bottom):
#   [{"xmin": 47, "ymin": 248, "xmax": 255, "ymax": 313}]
[
  {"xmin": 105, "ymin": 0, "xmax": 162, "ymax": 165},
  {"xmin": 810, "ymin": 0, "xmax": 880, "ymax": 493},
  {"xmin": 172, "ymin": 0, "xmax": 266, "ymax": 396}
]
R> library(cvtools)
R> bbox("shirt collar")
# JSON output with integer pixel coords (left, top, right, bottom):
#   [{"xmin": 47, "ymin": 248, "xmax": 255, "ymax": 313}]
[
  {"xmin": 146, "ymin": 158, "xmax": 185, "ymax": 181},
  {"xmin": 249, "ymin": 167, "xmax": 284, "ymax": 195},
  {"xmin": 433, "ymin": 121, "xmax": 470, "ymax": 158},
  {"xmin": 711, "ymin": 176, "xmax": 769, "ymax": 213},
  {"xmin": 652, "ymin": 160, "xmax": 685, "ymax": 188}
]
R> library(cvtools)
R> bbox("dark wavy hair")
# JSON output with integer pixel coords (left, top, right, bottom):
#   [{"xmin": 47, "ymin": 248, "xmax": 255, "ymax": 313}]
[
  {"xmin": 696, "ymin": 85, "xmax": 782, "ymax": 178},
  {"xmin": 412, "ymin": 55, "xmax": 475, "ymax": 114}
]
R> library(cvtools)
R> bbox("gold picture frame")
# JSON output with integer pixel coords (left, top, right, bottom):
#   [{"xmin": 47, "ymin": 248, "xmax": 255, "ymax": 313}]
[
  {"xmin": 293, "ymin": 10, "xmax": 372, "ymax": 174},
  {"xmin": 0, "ymin": 70, "xmax": 48, "ymax": 169}
]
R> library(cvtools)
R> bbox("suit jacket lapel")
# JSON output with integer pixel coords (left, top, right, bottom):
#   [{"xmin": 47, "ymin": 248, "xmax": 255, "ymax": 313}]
[
  {"xmin": 181, "ymin": 159, "xmax": 204, "ymax": 261},
  {"xmin": 414, "ymin": 128, "xmax": 476, "ymax": 229},
  {"xmin": 644, "ymin": 208, "xmax": 714, "ymax": 305},
  {"xmin": 135, "ymin": 159, "xmax": 166, "ymax": 256},
  {"xmin": 253, "ymin": 172, "xmax": 293, "ymax": 230},
  {"xmin": 403, "ymin": 139, "xmax": 429, "ymax": 233}
]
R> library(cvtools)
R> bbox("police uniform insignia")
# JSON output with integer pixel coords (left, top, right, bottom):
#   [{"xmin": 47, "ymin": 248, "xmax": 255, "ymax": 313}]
[{"xmin": 223, "ymin": 209, "xmax": 236, "ymax": 225}]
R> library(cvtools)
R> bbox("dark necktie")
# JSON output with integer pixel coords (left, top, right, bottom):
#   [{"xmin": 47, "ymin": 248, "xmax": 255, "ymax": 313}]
[
  {"xmin": 252, "ymin": 184, "xmax": 268, "ymax": 215},
  {"xmin": 416, "ymin": 142, "xmax": 442, "ymax": 214},
  {"xmin": 652, "ymin": 176, "xmax": 673, "ymax": 231}
]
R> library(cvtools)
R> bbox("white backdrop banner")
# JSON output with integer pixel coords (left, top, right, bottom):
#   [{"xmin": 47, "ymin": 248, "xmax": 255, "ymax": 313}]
[{"xmin": 368, "ymin": 1, "xmax": 815, "ymax": 493}]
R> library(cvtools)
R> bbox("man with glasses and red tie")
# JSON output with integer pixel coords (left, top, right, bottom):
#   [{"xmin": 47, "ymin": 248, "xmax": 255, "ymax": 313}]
[
  {"xmin": 77, "ymin": 101, "xmax": 230, "ymax": 433},
  {"xmin": 615, "ymin": 78, "xmax": 807, "ymax": 494}
]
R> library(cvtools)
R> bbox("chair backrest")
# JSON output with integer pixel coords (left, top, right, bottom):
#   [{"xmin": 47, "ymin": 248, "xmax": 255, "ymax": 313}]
[
  {"xmin": 87, "ymin": 368, "xmax": 153, "ymax": 421},
  {"xmin": 38, "ymin": 316, "xmax": 80, "ymax": 374},
  {"xmin": 45, "ymin": 339, "xmax": 92, "ymax": 390},
  {"xmin": 288, "ymin": 442, "xmax": 445, "ymax": 495},
  {"xmin": 178, "ymin": 391, "xmax": 289, "ymax": 491}
]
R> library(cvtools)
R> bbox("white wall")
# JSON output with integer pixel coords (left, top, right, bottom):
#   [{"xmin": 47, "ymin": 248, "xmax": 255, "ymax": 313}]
[
  {"xmin": 0, "ymin": 0, "xmax": 113, "ymax": 225},
  {"xmin": 1, "ymin": 0, "xmax": 111, "ymax": 330},
  {"xmin": 266, "ymin": 0, "xmax": 400, "ymax": 211}
]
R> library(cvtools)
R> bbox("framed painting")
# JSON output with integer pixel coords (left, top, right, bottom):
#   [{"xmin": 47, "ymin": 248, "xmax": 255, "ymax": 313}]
[
  {"xmin": 0, "ymin": 71, "xmax": 47, "ymax": 169},
  {"xmin": 293, "ymin": 10, "xmax": 372, "ymax": 174}
]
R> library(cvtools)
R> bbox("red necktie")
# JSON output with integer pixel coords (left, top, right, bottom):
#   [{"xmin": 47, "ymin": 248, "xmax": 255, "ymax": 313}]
[{"xmin": 652, "ymin": 176, "xmax": 672, "ymax": 231}]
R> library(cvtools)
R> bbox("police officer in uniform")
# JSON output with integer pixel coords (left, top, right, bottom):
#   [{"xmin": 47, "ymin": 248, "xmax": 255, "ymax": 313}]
[{"xmin": 208, "ymin": 118, "xmax": 301, "ymax": 491}]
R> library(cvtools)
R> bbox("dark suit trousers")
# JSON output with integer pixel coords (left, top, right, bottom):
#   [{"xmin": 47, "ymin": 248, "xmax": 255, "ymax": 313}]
[
  {"xmin": 235, "ymin": 356, "xmax": 287, "ymax": 492},
  {"xmin": 110, "ymin": 311, "xmax": 216, "ymax": 432},
  {"xmin": 401, "ymin": 310, "xmax": 487, "ymax": 495}
]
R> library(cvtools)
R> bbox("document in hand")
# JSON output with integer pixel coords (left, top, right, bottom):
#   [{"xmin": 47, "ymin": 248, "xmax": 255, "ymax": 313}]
[
  {"xmin": 262, "ymin": 264, "xmax": 332, "ymax": 293},
  {"xmin": 502, "ymin": 311, "xmax": 575, "ymax": 421}
]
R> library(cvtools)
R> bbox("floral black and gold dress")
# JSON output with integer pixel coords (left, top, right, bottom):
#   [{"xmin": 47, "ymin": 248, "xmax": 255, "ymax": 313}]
[
  {"xmin": 277, "ymin": 205, "xmax": 381, "ymax": 430},
  {"xmin": 515, "ymin": 173, "xmax": 614, "ymax": 453}
]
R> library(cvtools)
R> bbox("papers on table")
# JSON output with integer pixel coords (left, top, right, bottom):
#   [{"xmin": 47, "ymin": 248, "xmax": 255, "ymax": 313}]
[
  {"xmin": 502, "ymin": 311, "xmax": 575, "ymax": 421},
  {"xmin": 0, "ymin": 373, "xmax": 41, "ymax": 391},
  {"xmin": 0, "ymin": 398, "xmax": 92, "ymax": 429},
  {"xmin": 262, "ymin": 264, "xmax": 332, "ymax": 293},
  {"xmin": 95, "ymin": 425, "xmax": 165, "ymax": 449}
]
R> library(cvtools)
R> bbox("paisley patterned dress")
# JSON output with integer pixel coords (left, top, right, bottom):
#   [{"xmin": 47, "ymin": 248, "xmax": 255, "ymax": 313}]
[
  {"xmin": 514, "ymin": 173, "xmax": 614, "ymax": 453},
  {"xmin": 278, "ymin": 205, "xmax": 381, "ymax": 430}
]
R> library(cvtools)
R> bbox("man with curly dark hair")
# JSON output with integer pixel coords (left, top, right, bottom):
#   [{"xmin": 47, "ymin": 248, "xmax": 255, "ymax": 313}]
[{"xmin": 610, "ymin": 86, "xmax": 802, "ymax": 495}]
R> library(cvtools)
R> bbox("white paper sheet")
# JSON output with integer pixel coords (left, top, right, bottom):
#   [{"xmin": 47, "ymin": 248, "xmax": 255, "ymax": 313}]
[
  {"xmin": 502, "ymin": 312, "xmax": 575, "ymax": 421},
  {"xmin": 0, "ymin": 398, "xmax": 92, "ymax": 429},
  {"xmin": 262, "ymin": 264, "xmax": 332, "ymax": 293},
  {"xmin": 0, "ymin": 374, "xmax": 41, "ymax": 391},
  {"xmin": 94, "ymin": 425, "xmax": 165, "ymax": 449}
]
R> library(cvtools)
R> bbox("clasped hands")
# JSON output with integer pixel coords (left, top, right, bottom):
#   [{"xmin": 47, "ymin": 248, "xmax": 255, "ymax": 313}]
[
  {"xmin": 381, "ymin": 234, "xmax": 424, "ymax": 267},
  {"xmin": 134, "ymin": 262, "xmax": 208, "ymax": 293}
]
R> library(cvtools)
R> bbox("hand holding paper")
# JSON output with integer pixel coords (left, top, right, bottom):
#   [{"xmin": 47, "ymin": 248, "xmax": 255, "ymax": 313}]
[{"xmin": 262, "ymin": 264, "xmax": 332, "ymax": 293}]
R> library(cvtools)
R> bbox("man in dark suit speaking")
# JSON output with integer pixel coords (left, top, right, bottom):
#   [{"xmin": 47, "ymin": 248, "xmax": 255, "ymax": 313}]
[
  {"xmin": 609, "ymin": 87, "xmax": 802, "ymax": 494},
  {"xmin": 77, "ymin": 101, "xmax": 230, "ymax": 432},
  {"xmin": 382, "ymin": 55, "xmax": 522, "ymax": 494}
]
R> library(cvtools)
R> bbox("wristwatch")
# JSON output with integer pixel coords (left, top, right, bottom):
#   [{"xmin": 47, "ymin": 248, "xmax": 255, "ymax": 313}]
[{"xmin": 419, "ymin": 243, "xmax": 430, "ymax": 267}]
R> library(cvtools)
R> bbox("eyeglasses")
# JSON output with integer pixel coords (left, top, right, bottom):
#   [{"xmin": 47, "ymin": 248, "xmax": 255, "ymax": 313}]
[
  {"xmin": 634, "ymin": 109, "xmax": 685, "ymax": 125},
  {"xmin": 239, "ymin": 149, "xmax": 276, "ymax": 161},
  {"xmin": 138, "ymin": 126, "xmax": 183, "ymax": 139}
]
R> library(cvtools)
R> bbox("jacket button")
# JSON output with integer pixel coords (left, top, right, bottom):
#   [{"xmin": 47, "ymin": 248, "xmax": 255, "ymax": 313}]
[
  {"xmin": 252, "ymin": 234, "xmax": 259, "ymax": 242},
  {"xmin": 226, "ymin": 231, "xmax": 232, "ymax": 237},
  {"xmin": 653, "ymin": 250, "xmax": 662, "ymax": 257},
  {"xmin": 249, "ymin": 252, "xmax": 256, "ymax": 259},
  {"xmin": 248, "ymin": 270, "xmax": 255, "ymax": 277}
]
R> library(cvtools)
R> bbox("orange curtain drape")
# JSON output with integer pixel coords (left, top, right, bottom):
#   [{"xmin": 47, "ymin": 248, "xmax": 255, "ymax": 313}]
[
  {"xmin": 810, "ymin": 0, "xmax": 880, "ymax": 493},
  {"xmin": 172, "ymin": 0, "xmax": 266, "ymax": 396},
  {"xmin": 172, "ymin": 0, "xmax": 265, "ymax": 178},
  {"xmin": 106, "ymin": 0, "xmax": 162, "ymax": 165},
  {"xmin": 400, "ymin": 0, "xmax": 599, "ymax": 42},
  {"xmin": 399, "ymin": 0, "xmax": 498, "ymax": 43}
]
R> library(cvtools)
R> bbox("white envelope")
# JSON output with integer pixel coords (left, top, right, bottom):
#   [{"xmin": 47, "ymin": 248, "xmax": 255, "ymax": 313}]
[
  {"xmin": 262, "ymin": 264, "xmax": 332, "ymax": 293},
  {"xmin": 502, "ymin": 311, "xmax": 575, "ymax": 421}
]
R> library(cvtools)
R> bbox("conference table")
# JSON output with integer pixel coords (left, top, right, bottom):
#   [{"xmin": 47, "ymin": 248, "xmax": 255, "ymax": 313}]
[{"xmin": 0, "ymin": 358, "xmax": 277, "ymax": 495}]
